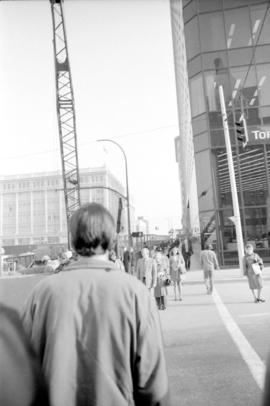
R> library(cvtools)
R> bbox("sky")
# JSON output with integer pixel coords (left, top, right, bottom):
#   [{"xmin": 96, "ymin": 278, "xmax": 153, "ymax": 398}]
[{"xmin": 0, "ymin": 0, "xmax": 182, "ymax": 234}]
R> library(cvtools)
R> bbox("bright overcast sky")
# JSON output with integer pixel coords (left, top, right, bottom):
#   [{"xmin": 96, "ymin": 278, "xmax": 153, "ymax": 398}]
[{"xmin": 0, "ymin": 0, "xmax": 182, "ymax": 233}]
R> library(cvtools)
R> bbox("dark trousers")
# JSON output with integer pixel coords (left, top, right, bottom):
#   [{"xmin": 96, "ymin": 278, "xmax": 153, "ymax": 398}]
[
  {"xmin": 184, "ymin": 254, "xmax": 191, "ymax": 270},
  {"xmin": 156, "ymin": 296, "xmax": 165, "ymax": 309}
]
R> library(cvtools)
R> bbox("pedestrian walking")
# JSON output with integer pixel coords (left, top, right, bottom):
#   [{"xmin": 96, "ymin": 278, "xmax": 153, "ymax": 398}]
[
  {"xmin": 181, "ymin": 234, "xmax": 193, "ymax": 271},
  {"xmin": 154, "ymin": 250, "xmax": 169, "ymax": 310},
  {"xmin": 109, "ymin": 249, "xmax": 125, "ymax": 271},
  {"xmin": 243, "ymin": 243, "xmax": 265, "ymax": 303},
  {"xmin": 169, "ymin": 247, "xmax": 186, "ymax": 301},
  {"xmin": 200, "ymin": 243, "xmax": 219, "ymax": 294},
  {"xmin": 136, "ymin": 247, "xmax": 157, "ymax": 291},
  {"xmin": 21, "ymin": 203, "xmax": 169, "ymax": 406}
]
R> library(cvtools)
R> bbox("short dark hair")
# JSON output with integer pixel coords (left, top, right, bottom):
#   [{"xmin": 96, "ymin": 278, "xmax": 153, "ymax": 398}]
[{"xmin": 70, "ymin": 203, "xmax": 116, "ymax": 257}]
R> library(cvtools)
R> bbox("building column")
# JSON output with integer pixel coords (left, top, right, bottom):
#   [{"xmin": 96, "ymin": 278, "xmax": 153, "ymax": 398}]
[
  {"xmin": 15, "ymin": 192, "xmax": 19, "ymax": 236},
  {"xmin": 45, "ymin": 190, "xmax": 48, "ymax": 237},
  {"xmin": 30, "ymin": 191, "xmax": 34, "ymax": 245}
]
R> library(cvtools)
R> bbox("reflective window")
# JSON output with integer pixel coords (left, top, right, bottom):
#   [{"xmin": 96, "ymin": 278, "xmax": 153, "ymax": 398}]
[
  {"xmin": 184, "ymin": 17, "xmax": 200, "ymax": 60},
  {"xmin": 194, "ymin": 132, "xmax": 209, "ymax": 152},
  {"xmin": 195, "ymin": 149, "xmax": 214, "ymax": 211},
  {"xmin": 211, "ymin": 129, "xmax": 236, "ymax": 147},
  {"xmin": 257, "ymin": 63, "xmax": 270, "ymax": 107},
  {"xmin": 199, "ymin": 12, "xmax": 226, "ymax": 52},
  {"xmin": 189, "ymin": 74, "xmax": 206, "ymax": 117},
  {"xmin": 229, "ymin": 66, "xmax": 257, "ymax": 108},
  {"xmin": 225, "ymin": 8, "xmax": 252, "ymax": 49},
  {"xmin": 228, "ymin": 48, "xmax": 253, "ymax": 67},
  {"xmin": 183, "ymin": 0, "xmax": 197, "ymax": 23},
  {"xmin": 260, "ymin": 106, "xmax": 270, "ymax": 124},
  {"xmin": 255, "ymin": 45, "xmax": 270, "ymax": 64},
  {"xmin": 202, "ymin": 51, "xmax": 228, "ymax": 71},
  {"xmin": 188, "ymin": 55, "xmax": 202, "ymax": 78},
  {"xmin": 245, "ymin": 207, "xmax": 267, "ymax": 243},
  {"xmin": 204, "ymin": 67, "xmax": 231, "ymax": 113},
  {"xmin": 224, "ymin": 0, "xmax": 253, "ymax": 9},
  {"xmin": 250, "ymin": 4, "xmax": 270, "ymax": 46},
  {"xmin": 192, "ymin": 113, "xmax": 208, "ymax": 135},
  {"xmin": 198, "ymin": 0, "xmax": 222, "ymax": 13},
  {"xmin": 200, "ymin": 210, "xmax": 217, "ymax": 250}
]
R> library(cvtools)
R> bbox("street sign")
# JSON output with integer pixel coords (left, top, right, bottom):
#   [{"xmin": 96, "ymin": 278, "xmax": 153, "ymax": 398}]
[{"xmin": 132, "ymin": 232, "xmax": 143, "ymax": 238}]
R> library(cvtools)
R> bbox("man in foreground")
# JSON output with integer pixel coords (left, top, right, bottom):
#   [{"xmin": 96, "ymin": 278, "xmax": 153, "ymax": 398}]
[{"xmin": 22, "ymin": 203, "xmax": 170, "ymax": 406}]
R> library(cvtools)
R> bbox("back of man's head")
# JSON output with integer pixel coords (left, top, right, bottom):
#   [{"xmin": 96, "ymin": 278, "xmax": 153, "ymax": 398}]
[{"xmin": 70, "ymin": 203, "xmax": 115, "ymax": 257}]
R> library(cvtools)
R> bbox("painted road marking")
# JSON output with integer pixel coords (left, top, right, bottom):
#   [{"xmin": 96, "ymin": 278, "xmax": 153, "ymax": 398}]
[
  {"xmin": 212, "ymin": 288, "xmax": 266, "ymax": 390},
  {"xmin": 239, "ymin": 312, "xmax": 270, "ymax": 318}
]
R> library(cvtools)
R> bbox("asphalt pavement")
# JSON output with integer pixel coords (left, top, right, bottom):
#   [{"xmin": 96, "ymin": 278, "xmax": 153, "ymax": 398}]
[{"xmin": 160, "ymin": 268, "xmax": 270, "ymax": 406}]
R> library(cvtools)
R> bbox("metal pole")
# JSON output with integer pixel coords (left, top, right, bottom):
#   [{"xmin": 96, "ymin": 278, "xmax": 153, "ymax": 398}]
[
  {"xmin": 97, "ymin": 139, "xmax": 132, "ymax": 250},
  {"xmin": 219, "ymin": 85, "xmax": 244, "ymax": 274}
]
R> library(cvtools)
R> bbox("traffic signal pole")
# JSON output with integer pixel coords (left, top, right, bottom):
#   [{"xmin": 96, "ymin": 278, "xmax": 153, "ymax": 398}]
[{"xmin": 219, "ymin": 85, "xmax": 245, "ymax": 274}]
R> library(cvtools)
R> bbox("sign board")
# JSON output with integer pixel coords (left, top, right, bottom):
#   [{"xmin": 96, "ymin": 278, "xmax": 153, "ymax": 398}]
[
  {"xmin": 247, "ymin": 128, "xmax": 270, "ymax": 144},
  {"xmin": 132, "ymin": 232, "xmax": 143, "ymax": 238}
]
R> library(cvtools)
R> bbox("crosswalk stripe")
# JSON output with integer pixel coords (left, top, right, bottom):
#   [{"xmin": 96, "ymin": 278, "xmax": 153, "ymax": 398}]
[{"xmin": 212, "ymin": 288, "xmax": 266, "ymax": 390}]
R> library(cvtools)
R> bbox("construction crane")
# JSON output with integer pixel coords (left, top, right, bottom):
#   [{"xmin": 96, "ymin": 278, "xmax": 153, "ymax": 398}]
[
  {"xmin": 50, "ymin": 0, "xmax": 81, "ymax": 248},
  {"xmin": 1, "ymin": 0, "xmax": 81, "ymax": 248}
]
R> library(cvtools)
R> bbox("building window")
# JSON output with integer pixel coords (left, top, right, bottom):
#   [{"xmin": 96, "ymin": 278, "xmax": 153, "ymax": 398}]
[
  {"xmin": 199, "ymin": 12, "xmax": 226, "ymax": 52},
  {"xmin": 198, "ymin": 0, "xmax": 222, "ymax": 13},
  {"xmin": 189, "ymin": 74, "xmax": 206, "ymax": 117},
  {"xmin": 250, "ymin": 3, "xmax": 270, "ymax": 46},
  {"xmin": 184, "ymin": 17, "xmax": 200, "ymax": 60},
  {"xmin": 257, "ymin": 63, "xmax": 270, "ymax": 107},
  {"xmin": 224, "ymin": 8, "xmax": 251, "ymax": 49}
]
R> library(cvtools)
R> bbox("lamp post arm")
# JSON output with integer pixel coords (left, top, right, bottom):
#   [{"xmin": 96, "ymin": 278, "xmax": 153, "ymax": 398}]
[{"xmin": 97, "ymin": 139, "xmax": 132, "ymax": 249}]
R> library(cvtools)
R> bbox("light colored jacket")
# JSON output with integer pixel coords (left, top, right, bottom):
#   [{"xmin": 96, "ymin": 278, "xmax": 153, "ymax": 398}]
[
  {"xmin": 21, "ymin": 256, "xmax": 169, "ymax": 406},
  {"xmin": 136, "ymin": 257, "xmax": 157, "ymax": 288},
  {"xmin": 200, "ymin": 249, "xmax": 219, "ymax": 271}
]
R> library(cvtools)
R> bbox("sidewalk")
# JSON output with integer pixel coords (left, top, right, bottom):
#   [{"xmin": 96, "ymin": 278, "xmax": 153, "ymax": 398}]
[{"xmin": 184, "ymin": 266, "xmax": 270, "ymax": 285}]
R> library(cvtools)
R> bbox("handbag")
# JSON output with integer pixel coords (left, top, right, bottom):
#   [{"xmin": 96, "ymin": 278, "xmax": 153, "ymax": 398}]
[{"xmin": 251, "ymin": 263, "xmax": 262, "ymax": 275}]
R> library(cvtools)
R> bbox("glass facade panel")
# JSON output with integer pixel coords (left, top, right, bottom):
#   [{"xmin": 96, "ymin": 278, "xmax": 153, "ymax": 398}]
[
  {"xmin": 257, "ymin": 63, "xmax": 270, "ymax": 107},
  {"xmin": 188, "ymin": 55, "xmax": 202, "ymax": 78},
  {"xmin": 198, "ymin": 0, "xmax": 222, "ymax": 13},
  {"xmin": 199, "ymin": 12, "xmax": 226, "ymax": 52},
  {"xmin": 225, "ymin": 8, "xmax": 252, "ymax": 49},
  {"xmin": 202, "ymin": 51, "xmax": 228, "ymax": 71},
  {"xmin": 195, "ymin": 149, "xmax": 215, "ymax": 211},
  {"xmin": 183, "ymin": 0, "xmax": 197, "ymax": 23},
  {"xmin": 224, "ymin": 0, "xmax": 255, "ymax": 8},
  {"xmin": 211, "ymin": 129, "xmax": 236, "ymax": 147},
  {"xmin": 228, "ymin": 48, "xmax": 253, "ymax": 67},
  {"xmin": 194, "ymin": 132, "xmax": 209, "ymax": 152},
  {"xmin": 261, "ymin": 106, "xmax": 270, "ymax": 124},
  {"xmin": 200, "ymin": 210, "xmax": 217, "ymax": 250},
  {"xmin": 189, "ymin": 74, "xmax": 206, "ymax": 117},
  {"xmin": 250, "ymin": 4, "xmax": 270, "ymax": 46},
  {"xmin": 255, "ymin": 45, "xmax": 270, "ymax": 64},
  {"xmin": 192, "ymin": 113, "xmax": 208, "ymax": 135},
  {"xmin": 229, "ymin": 66, "xmax": 257, "ymax": 108},
  {"xmin": 184, "ymin": 17, "xmax": 200, "ymax": 60}
]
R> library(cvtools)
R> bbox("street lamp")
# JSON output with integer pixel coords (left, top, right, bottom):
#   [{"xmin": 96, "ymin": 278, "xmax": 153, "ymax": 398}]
[{"xmin": 97, "ymin": 139, "xmax": 132, "ymax": 250}]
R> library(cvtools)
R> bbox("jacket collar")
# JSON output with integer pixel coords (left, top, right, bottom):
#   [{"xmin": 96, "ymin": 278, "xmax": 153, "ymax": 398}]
[{"xmin": 64, "ymin": 256, "xmax": 117, "ymax": 272}]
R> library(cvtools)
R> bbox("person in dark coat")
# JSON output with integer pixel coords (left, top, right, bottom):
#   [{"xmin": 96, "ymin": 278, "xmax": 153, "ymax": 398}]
[
  {"xmin": 22, "ymin": 203, "xmax": 170, "ymax": 406},
  {"xmin": 181, "ymin": 235, "xmax": 193, "ymax": 271},
  {"xmin": 0, "ymin": 305, "xmax": 49, "ymax": 406}
]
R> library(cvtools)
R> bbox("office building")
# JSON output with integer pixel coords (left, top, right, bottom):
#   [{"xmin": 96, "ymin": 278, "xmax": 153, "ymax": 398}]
[
  {"xmin": 0, "ymin": 167, "xmax": 132, "ymax": 247},
  {"xmin": 173, "ymin": 0, "xmax": 270, "ymax": 265}
]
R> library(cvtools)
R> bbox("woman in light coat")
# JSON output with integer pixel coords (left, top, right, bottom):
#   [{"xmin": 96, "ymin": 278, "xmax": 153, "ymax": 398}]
[
  {"xmin": 243, "ymin": 243, "xmax": 265, "ymax": 303},
  {"xmin": 169, "ymin": 247, "xmax": 186, "ymax": 301}
]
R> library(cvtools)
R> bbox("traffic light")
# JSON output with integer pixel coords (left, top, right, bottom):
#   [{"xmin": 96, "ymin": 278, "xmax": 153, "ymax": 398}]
[{"xmin": 235, "ymin": 117, "xmax": 248, "ymax": 147}]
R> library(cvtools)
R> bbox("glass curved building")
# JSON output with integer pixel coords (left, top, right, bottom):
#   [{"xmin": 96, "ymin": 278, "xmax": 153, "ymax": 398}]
[{"xmin": 181, "ymin": 0, "xmax": 270, "ymax": 265}]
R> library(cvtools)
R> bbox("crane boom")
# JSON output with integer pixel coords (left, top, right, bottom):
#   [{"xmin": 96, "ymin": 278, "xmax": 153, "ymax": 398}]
[{"xmin": 50, "ymin": 0, "xmax": 81, "ymax": 247}]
